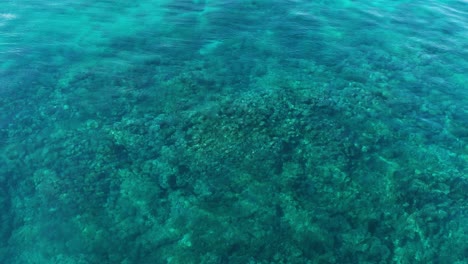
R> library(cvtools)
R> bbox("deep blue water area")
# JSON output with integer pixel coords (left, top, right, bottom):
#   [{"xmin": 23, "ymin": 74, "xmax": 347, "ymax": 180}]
[{"xmin": 0, "ymin": 1, "xmax": 467, "ymax": 263}]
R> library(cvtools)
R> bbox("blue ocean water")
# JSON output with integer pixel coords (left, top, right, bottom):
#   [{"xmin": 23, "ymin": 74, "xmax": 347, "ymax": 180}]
[{"xmin": 0, "ymin": 0, "xmax": 467, "ymax": 263}]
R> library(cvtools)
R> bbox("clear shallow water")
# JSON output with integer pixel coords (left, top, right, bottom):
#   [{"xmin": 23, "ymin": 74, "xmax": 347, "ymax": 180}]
[{"xmin": 0, "ymin": 1, "xmax": 467, "ymax": 263}]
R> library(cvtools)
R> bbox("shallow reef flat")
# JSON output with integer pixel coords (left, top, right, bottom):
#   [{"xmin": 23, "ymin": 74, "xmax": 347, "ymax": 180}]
[{"xmin": 0, "ymin": 0, "xmax": 467, "ymax": 263}]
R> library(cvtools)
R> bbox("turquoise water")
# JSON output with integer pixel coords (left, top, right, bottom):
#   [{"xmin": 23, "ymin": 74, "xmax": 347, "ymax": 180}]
[{"xmin": 1, "ymin": 0, "xmax": 467, "ymax": 263}]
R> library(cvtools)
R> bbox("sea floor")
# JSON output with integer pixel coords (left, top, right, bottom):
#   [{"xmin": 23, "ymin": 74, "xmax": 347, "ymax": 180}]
[{"xmin": 0, "ymin": 1, "xmax": 467, "ymax": 263}]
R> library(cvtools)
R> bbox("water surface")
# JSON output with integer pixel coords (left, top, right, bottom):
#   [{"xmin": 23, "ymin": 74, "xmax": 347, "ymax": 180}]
[{"xmin": 0, "ymin": 1, "xmax": 467, "ymax": 263}]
